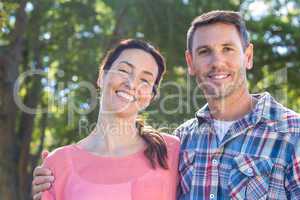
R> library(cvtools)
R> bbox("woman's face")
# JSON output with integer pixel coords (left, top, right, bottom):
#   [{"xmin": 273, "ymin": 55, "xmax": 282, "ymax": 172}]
[{"xmin": 99, "ymin": 48, "xmax": 159, "ymax": 118}]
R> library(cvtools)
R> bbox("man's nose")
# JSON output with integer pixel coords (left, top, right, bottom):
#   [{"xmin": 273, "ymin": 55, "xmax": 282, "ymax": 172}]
[{"xmin": 210, "ymin": 51, "xmax": 225, "ymax": 69}]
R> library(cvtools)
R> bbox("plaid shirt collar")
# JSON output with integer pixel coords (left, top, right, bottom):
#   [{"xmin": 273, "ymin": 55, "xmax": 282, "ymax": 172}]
[{"xmin": 195, "ymin": 92, "xmax": 274, "ymax": 128}]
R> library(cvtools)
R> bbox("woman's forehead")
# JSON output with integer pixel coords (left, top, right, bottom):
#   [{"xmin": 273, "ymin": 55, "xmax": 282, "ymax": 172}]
[{"xmin": 113, "ymin": 49, "xmax": 159, "ymax": 75}]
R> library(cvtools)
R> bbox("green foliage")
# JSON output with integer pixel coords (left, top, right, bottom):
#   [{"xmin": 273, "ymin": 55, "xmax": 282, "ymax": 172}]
[
  {"xmin": 242, "ymin": 0, "xmax": 300, "ymax": 111},
  {"xmin": 2, "ymin": 0, "xmax": 300, "ymax": 167}
]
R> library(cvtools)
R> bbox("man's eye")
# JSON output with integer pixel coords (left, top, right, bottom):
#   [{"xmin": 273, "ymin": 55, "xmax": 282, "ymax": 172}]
[
  {"xmin": 224, "ymin": 47, "xmax": 233, "ymax": 52},
  {"xmin": 118, "ymin": 69, "xmax": 128, "ymax": 73},
  {"xmin": 197, "ymin": 49, "xmax": 209, "ymax": 55}
]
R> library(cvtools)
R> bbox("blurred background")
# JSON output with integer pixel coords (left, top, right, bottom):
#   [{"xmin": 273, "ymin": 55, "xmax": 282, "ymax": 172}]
[{"xmin": 0, "ymin": 0, "xmax": 299, "ymax": 199}]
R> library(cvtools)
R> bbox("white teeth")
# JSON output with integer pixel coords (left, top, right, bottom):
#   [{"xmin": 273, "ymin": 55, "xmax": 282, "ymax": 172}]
[
  {"xmin": 210, "ymin": 74, "xmax": 229, "ymax": 79},
  {"xmin": 116, "ymin": 91, "xmax": 135, "ymax": 102}
]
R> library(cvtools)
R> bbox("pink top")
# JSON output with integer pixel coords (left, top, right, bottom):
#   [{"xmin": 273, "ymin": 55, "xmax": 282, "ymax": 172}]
[{"xmin": 41, "ymin": 134, "xmax": 180, "ymax": 200}]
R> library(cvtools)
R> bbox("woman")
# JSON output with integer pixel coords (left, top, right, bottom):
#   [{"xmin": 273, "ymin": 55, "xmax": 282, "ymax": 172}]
[{"xmin": 32, "ymin": 39, "xmax": 179, "ymax": 200}]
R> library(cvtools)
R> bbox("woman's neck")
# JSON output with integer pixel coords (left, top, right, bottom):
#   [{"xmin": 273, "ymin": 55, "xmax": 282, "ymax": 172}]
[{"xmin": 78, "ymin": 112, "xmax": 145, "ymax": 156}]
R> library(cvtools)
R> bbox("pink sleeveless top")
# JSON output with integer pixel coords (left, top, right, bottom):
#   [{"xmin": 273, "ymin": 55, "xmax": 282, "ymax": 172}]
[{"xmin": 41, "ymin": 134, "xmax": 179, "ymax": 200}]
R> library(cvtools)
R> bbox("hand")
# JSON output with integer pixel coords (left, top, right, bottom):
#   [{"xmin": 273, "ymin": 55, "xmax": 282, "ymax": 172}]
[{"xmin": 32, "ymin": 151, "xmax": 54, "ymax": 200}]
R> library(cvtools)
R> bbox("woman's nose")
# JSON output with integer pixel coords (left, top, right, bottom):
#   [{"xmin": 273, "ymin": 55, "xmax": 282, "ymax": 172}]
[{"xmin": 126, "ymin": 74, "xmax": 138, "ymax": 90}]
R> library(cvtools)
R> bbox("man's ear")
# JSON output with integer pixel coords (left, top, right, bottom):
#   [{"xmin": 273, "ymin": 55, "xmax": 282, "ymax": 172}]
[
  {"xmin": 185, "ymin": 51, "xmax": 195, "ymax": 76},
  {"xmin": 97, "ymin": 70, "xmax": 105, "ymax": 88},
  {"xmin": 245, "ymin": 43, "xmax": 254, "ymax": 70}
]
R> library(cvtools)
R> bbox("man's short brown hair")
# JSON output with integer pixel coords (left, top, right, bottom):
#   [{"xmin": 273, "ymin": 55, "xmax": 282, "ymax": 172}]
[{"xmin": 187, "ymin": 10, "xmax": 250, "ymax": 53}]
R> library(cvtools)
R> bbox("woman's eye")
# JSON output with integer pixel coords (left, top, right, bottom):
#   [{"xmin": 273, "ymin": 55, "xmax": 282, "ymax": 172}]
[{"xmin": 141, "ymin": 79, "xmax": 151, "ymax": 84}]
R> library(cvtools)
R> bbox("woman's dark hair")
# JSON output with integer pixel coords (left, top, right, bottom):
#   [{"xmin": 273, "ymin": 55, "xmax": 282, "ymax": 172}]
[{"xmin": 99, "ymin": 39, "xmax": 168, "ymax": 169}]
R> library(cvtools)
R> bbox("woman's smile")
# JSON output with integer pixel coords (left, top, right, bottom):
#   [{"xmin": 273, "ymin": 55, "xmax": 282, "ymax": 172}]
[{"xmin": 115, "ymin": 90, "xmax": 137, "ymax": 103}]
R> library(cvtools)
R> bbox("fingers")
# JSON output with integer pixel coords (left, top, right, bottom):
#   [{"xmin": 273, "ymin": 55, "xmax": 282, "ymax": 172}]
[
  {"xmin": 32, "ymin": 166, "xmax": 54, "ymax": 197},
  {"xmin": 33, "ymin": 166, "xmax": 52, "ymax": 177},
  {"xmin": 41, "ymin": 150, "xmax": 49, "ymax": 160},
  {"xmin": 32, "ymin": 182, "xmax": 52, "ymax": 196},
  {"xmin": 32, "ymin": 151, "xmax": 51, "ymax": 199},
  {"xmin": 32, "ymin": 175, "xmax": 54, "ymax": 185}
]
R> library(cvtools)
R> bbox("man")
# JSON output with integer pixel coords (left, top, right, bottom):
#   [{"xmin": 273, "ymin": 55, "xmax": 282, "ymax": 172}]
[
  {"xmin": 176, "ymin": 10, "xmax": 300, "ymax": 200},
  {"xmin": 32, "ymin": 10, "xmax": 300, "ymax": 199}
]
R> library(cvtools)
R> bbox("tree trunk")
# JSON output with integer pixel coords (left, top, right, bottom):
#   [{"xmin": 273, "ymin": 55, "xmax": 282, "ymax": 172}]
[
  {"xmin": 18, "ymin": 58, "xmax": 43, "ymax": 200},
  {"xmin": 0, "ymin": 1, "xmax": 28, "ymax": 199},
  {"xmin": 17, "ymin": 2, "xmax": 45, "ymax": 199}
]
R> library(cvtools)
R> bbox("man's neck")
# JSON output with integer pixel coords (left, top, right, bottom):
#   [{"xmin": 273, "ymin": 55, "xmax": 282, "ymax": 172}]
[{"xmin": 207, "ymin": 89, "xmax": 256, "ymax": 121}]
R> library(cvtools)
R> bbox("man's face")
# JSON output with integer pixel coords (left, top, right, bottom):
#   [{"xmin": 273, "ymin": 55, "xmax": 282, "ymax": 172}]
[{"xmin": 186, "ymin": 22, "xmax": 253, "ymax": 99}]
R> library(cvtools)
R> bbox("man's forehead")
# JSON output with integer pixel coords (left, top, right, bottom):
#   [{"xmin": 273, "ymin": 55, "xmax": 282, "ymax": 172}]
[
  {"xmin": 192, "ymin": 23, "xmax": 242, "ymax": 49},
  {"xmin": 194, "ymin": 23, "xmax": 239, "ymax": 38}
]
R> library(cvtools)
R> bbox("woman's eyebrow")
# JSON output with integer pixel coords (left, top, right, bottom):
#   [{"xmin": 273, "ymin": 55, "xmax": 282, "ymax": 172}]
[
  {"xmin": 119, "ymin": 61, "xmax": 135, "ymax": 69},
  {"xmin": 142, "ymin": 70, "xmax": 154, "ymax": 78},
  {"xmin": 120, "ymin": 61, "xmax": 154, "ymax": 78}
]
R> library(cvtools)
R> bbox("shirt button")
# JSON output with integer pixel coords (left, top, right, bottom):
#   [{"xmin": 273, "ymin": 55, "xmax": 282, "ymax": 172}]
[
  {"xmin": 212, "ymin": 159, "xmax": 218, "ymax": 166},
  {"xmin": 210, "ymin": 194, "xmax": 215, "ymax": 199},
  {"xmin": 247, "ymin": 168, "xmax": 253, "ymax": 175}
]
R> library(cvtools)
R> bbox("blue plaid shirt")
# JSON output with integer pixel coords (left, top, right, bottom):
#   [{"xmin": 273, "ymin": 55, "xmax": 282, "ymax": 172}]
[{"xmin": 175, "ymin": 92, "xmax": 300, "ymax": 200}]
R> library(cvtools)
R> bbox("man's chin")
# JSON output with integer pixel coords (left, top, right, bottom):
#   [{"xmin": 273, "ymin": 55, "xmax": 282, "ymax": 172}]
[{"xmin": 204, "ymin": 88, "xmax": 234, "ymax": 100}]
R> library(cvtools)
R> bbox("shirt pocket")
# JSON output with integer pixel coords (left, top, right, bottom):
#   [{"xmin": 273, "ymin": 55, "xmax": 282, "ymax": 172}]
[
  {"xmin": 178, "ymin": 150, "xmax": 196, "ymax": 195},
  {"xmin": 228, "ymin": 154, "xmax": 274, "ymax": 200}
]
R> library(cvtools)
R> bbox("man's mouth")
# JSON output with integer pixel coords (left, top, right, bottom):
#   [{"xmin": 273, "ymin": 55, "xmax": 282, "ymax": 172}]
[{"xmin": 208, "ymin": 73, "xmax": 231, "ymax": 80}]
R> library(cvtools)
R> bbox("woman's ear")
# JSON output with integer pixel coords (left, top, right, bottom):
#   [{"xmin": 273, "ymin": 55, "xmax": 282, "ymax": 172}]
[
  {"xmin": 140, "ymin": 94, "xmax": 154, "ymax": 111},
  {"xmin": 151, "ymin": 91, "xmax": 159, "ymax": 102},
  {"xmin": 150, "ymin": 86, "xmax": 160, "ymax": 102}
]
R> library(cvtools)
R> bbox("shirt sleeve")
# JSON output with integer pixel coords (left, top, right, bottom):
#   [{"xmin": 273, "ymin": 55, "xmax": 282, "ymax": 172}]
[
  {"xmin": 173, "ymin": 127, "xmax": 181, "ymax": 139},
  {"xmin": 40, "ymin": 146, "xmax": 69, "ymax": 200},
  {"xmin": 41, "ymin": 190, "xmax": 55, "ymax": 200},
  {"xmin": 285, "ymin": 138, "xmax": 300, "ymax": 199}
]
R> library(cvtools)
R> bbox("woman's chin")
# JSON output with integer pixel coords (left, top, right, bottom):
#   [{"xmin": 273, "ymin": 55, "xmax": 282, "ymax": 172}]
[
  {"xmin": 116, "ymin": 112, "xmax": 136, "ymax": 119},
  {"xmin": 101, "ymin": 99, "xmax": 144, "ymax": 118},
  {"xmin": 109, "ymin": 105, "xmax": 139, "ymax": 118}
]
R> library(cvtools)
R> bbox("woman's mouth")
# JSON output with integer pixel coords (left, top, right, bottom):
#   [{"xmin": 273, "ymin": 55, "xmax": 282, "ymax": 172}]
[{"xmin": 115, "ymin": 90, "xmax": 136, "ymax": 102}]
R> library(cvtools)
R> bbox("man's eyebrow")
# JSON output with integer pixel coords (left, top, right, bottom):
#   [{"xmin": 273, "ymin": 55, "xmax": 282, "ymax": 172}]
[
  {"xmin": 222, "ymin": 42, "xmax": 236, "ymax": 47},
  {"xmin": 195, "ymin": 42, "xmax": 237, "ymax": 52},
  {"xmin": 195, "ymin": 45, "xmax": 210, "ymax": 51}
]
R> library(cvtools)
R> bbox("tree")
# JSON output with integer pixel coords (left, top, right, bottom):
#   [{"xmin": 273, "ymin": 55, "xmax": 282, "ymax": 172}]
[
  {"xmin": 0, "ymin": 0, "xmax": 299, "ymax": 199},
  {"xmin": 0, "ymin": 1, "xmax": 28, "ymax": 199}
]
